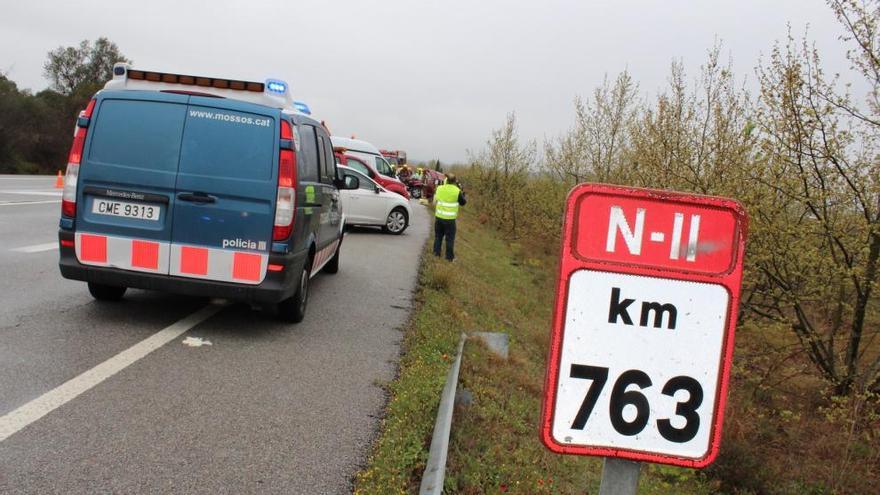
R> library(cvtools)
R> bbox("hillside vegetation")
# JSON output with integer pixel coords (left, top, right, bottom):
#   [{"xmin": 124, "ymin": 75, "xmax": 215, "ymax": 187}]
[
  {"xmin": 0, "ymin": 38, "xmax": 128, "ymax": 174},
  {"xmin": 467, "ymin": 1, "xmax": 880, "ymax": 399}
]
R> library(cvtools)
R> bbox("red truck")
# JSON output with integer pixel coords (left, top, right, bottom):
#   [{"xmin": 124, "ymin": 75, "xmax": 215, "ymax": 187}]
[{"xmin": 380, "ymin": 149, "xmax": 407, "ymax": 167}]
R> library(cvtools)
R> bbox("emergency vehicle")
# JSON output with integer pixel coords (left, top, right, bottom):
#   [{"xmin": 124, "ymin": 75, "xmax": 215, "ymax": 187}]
[
  {"xmin": 379, "ymin": 149, "xmax": 406, "ymax": 167},
  {"xmin": 330, "ymin": 136, "xmax": 398, "ymax": 180},
  {"xmin": 58, "ymin": 63, "xmax": 357, "ymax": 322}
]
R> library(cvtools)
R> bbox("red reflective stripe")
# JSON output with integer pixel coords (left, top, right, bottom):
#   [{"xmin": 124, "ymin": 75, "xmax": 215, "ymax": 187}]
[
  {"xmin": 232, "ymin": 252, "xmax": 262, "ymax": 281},
  {"xmin": 180, "ymin": 246, "xmax": 208, "ymax": 275},
  {"xmin": 268, "ymin": 263, "xmax": 284, "ymax": 272},
  {"xmin": 131, "ymin": 240, "xmax": 159, "ymax": 270},
  {"xmin": 80, "ymin": 234, "xmax": 107, "ymax": 263}
]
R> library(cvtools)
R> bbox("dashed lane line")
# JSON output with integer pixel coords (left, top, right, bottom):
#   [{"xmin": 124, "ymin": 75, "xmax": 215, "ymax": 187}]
[
  {"xmin": 0, "ymin": 176, "xmax": 55, "ymax": 181},
  {"xmin": 0, "ymin": 190, "xmax": 63, "ymax": 197},
  {"xmin": 0, "ymin": 303, "xmax": 224, "ymax": 443},
  {"xmin": 10, "ymin": 242, "xmax": 58, "ymax": 253},
  {"xmin": 0, "ymin": 200, "xmax": 61, "ymax": 206}
]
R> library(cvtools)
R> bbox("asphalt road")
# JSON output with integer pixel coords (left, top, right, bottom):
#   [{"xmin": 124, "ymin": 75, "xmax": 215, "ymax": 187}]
[{"xmin": 0, "ymin": 175, "xmax": 430, "ymax": 494}]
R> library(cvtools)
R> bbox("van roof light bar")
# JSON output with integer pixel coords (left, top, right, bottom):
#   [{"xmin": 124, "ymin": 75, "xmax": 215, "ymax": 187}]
[
  {"xmin": 125, "ymin": 68, "xmax": 264, "ymax": 92},
  {"xmin": 105, "ymin": 63, "xmax": 303, "ymax": 113}
]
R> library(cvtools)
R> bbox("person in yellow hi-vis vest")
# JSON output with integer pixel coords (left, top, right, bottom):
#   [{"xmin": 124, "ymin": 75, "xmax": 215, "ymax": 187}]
[{"xmin": 433, "ymin": 174, "xmax": 467, "ymax": 261}]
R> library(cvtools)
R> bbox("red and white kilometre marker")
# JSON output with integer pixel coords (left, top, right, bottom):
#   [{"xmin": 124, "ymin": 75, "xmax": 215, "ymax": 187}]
[{"xmin": 541, "ymin": 183, "xmax": 748, "ymax": 469}]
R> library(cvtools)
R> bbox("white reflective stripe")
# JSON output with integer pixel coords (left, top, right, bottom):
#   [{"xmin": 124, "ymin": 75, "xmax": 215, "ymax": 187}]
[
  {"xmin": 435, "ymin": 198, "xmax": 459, "ymax": 219},
  {"xmin": 75, "ymin": 232, "xmax": 170, "ymax": 274},
  {"xmin": 107, "ymin": 236, "xmax": 134, "ymax": 270},
  {"xmin": 168, "ymin": 244, "xmax": 268, "ymax": 285},
  {"xmin": 74, "ymin": 233, "xmax": 267, "ymax": 283},
  {"xmin": 311, "ymin": 239, "xmax": 339, "ymax": 277}
]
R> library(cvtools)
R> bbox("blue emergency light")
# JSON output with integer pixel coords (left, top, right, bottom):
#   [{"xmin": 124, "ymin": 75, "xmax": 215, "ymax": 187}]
[
  {"xmin": 294, "ymin": 101, "xmax": 312, "ymax": 115},
  {"xmin": 265, "ymin": 79, "xmax": 288, "ymax": 94}
]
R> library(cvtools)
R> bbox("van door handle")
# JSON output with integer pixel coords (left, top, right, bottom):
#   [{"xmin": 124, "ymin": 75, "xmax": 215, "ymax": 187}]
[{"xmin": 177, "ymin": 192, "xmax": 217, "ymax": 204}]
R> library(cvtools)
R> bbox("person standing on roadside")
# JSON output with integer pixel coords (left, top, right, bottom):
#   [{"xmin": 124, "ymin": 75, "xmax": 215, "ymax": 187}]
[{"xmin": 433, "ymin": 173, "xmax": 466, "ymax": 262}]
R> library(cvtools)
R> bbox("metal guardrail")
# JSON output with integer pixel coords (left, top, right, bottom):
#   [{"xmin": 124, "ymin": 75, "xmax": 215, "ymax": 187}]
[{"xmin": 419, "ymin": 333, "xmax": 467, "ymax": 495}]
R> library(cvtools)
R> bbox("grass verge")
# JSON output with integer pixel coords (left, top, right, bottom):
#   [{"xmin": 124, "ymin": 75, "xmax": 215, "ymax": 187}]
[
  {"xmin": 354, "ymin": 205, "xmax": 879, "ymax": 494},
  {"xmin": 353, "ymin": 208, "xmax": 718, "ymax": 494}
]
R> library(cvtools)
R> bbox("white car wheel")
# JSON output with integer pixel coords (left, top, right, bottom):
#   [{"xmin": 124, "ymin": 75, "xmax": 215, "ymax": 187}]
[{"xmin": 384, "ymin": 208, "xmax": 408, "ymax": 235}]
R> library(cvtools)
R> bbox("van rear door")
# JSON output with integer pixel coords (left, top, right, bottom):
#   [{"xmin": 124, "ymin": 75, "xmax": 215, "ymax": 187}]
[
  {"xmin": 169, "ymin": 97, "xmax": 279, "ymax": 285},
  {"xmin": 74, "ymin": 91, "xmax": 188, "ymax": 274}
]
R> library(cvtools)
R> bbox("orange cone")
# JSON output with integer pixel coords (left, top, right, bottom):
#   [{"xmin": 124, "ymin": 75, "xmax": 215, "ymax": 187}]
[{"xmin": 55, "ymin": 170, "xmax": 64, "ymax": 189}]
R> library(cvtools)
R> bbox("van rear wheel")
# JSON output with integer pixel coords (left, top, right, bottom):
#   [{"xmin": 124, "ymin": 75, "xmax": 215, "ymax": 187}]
[
  {"xmin": 278, "ymin": 257, "xmax": 311, "ymax": 323},
  {"xmin": 88, "ymin": 282, "xmax": 127, "ymax": 301}
]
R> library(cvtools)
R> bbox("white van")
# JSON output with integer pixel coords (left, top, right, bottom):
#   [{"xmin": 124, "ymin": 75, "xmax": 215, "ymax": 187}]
[{"xmin": 330, "ymin": 136, "xmax": 397, "ymax": 179}]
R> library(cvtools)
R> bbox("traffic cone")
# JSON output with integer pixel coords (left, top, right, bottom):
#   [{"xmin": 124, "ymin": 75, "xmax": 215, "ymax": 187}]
[{"xmin": 55, "ymin": 170, "xmax": 64, "ymax": 189}]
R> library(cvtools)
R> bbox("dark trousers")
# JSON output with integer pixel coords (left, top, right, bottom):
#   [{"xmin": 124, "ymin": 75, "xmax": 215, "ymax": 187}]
[{"xmin": 433, "ymin": 218, "xmax": 457, "ymax": 261}]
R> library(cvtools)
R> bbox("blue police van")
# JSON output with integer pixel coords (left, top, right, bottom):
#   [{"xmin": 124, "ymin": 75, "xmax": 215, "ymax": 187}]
[{"xmin": 58, "ymin": 64, "xmax": 357, "ymax": 322}]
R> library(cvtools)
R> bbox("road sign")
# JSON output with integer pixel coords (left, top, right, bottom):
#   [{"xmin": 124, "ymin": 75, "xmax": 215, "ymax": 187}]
[{"xmin": 541, "ymin": 183, "xmax": 747, "ymax": 468}]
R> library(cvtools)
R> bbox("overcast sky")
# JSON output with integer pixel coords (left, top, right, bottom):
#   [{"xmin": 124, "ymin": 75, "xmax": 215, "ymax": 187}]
[{"xmin": 0, "ymin": 0, "xmax": 855, "ymax": 163}]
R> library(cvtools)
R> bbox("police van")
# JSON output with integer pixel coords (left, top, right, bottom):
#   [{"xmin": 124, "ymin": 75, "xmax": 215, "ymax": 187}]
[{"xmin": 58, "ymin": 63, "xmax": 357, "ymax": 322}]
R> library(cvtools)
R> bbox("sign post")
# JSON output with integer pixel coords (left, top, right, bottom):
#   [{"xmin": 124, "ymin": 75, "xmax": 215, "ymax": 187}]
[
  {"xmin": 599, "ymin": 458, "xmax": 641, "ymax": 495},
  {"xmin": 541, "ymin": 184, "xmax": 747, "ymax": 490}
]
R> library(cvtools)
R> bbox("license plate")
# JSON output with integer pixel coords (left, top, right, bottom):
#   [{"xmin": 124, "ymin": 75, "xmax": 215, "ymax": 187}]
[{"xmin": 92, "ymin": 198, "xmax": 161, "ymax": 221}]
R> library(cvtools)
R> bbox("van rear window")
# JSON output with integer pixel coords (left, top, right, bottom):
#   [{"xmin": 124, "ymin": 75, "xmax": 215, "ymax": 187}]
[
  {"xmin": 88, "ymin": 99, "xmax": 186, "ymax": 172},
  {"xmin": 179, "ymin": 106, "xmax": 275, "ymax": 181}
]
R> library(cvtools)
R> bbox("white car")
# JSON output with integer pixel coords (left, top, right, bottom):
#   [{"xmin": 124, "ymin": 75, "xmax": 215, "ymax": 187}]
[{"xmin": 338, "ymin": 165, "xmax": 411, "ymax": 235}]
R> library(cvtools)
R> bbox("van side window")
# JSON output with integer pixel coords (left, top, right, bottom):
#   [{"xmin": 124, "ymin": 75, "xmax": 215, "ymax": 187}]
[
  {"xmin": 317, "ymin": 133, "xmax": 336, "ymax": 184},
  {"xmin": 297, "ymin": 125, "xmax": 319, "ymax": 182},
  {"xmin": 317, "ymin": 136, "xmax": 333, "ymax": 184},
  {"xmin": 322, "ymin": 137, "xmax": 336, "ymax": 182}
]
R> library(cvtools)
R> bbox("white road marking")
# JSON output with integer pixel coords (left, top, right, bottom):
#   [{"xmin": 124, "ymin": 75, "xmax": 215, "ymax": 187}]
[
  {"xmin": 182, "ymin": 336, "xmax": 213, "ymax": 347},
  {"xmin": 0, "ymin": 190, "xmax": 63, "ymax": 197},
  {"xmin": 11, "ymin": 242, "xmax": 58, "ymax": 253},
  {"xmin": 0, "ymin": 176, "xmax": 55, "ymax": 181},
  {"xmin": 0, "ymin": 200, "xmax": 61, "ymax": 206},
  {"xmin": 0, "ymin": 303, "xmax": 224, "ymax": 443}
]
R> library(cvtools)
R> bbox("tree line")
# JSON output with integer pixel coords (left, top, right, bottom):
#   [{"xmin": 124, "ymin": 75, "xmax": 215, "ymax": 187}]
[
  {"xmin": 465, "ymin": 0, "xmax": 880, "ymax": 398},
  {"xmin": 0, "ymin": 38, "xmax": 129, "ymax": 174}
]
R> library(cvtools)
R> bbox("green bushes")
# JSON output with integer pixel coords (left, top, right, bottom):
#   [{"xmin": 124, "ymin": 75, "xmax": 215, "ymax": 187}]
[
  {"xmin": 0, "ymin": 37, "xmax": 129, "ymax": 175},
  {"xmin": 463, "ymin": 9, "xmax": 880, "ymax": 397}
]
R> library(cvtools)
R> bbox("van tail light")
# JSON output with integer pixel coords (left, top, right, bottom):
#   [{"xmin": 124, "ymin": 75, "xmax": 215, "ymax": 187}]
[
  {"xmin": 273, "ymin": 120, "xmax": 297, "ymax": 241},
  {"xmin": 62, "ymin": 99, "xmax": 96, "ymax": 218}
]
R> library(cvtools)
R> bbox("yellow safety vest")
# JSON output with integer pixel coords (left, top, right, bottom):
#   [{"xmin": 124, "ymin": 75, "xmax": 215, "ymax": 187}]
[{"xmin": 434, "ymin": 184, "xmax": 461, "ymax": 220}]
